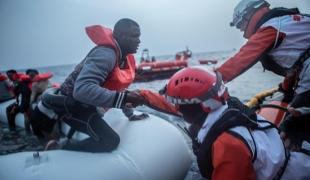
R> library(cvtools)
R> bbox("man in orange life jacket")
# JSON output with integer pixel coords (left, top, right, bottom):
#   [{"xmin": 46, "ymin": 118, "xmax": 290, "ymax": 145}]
[
  {"xmin": 5, "ymin": 69, "xmax": 21, "ymax": 131},
  {"xmin": 20, "ymin": 69, "xmax": 39, "ymax": 132},
  {"xmin": 6, "ymin": 69, "xmax": 21, "ymax": 101},
  {"xmin": 5, "ymin": 69, "xmax": 38, "ymax": 132},
  {"xmin": 216, "ymin": 0, "xmax": 310, "ymax": 150},
  {"xmin": 161, "ymin": 67, "xmax": 310, "ymax": 180},
  {"xmin": 38, "ymin": 18, "xmax": 148, "ymax": 152},
  {"xmin": 0, "ymin": 72, "xmax": 14, "ymax": 103}
]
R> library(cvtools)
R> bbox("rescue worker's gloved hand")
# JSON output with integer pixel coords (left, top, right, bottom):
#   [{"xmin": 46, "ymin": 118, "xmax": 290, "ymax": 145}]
[
  {"xmin": 279, "ymin": 114, "xmax": 306, "ymax": 151},
  {"xmin": 280, "ymin": 131, "xmax": 301, "ymax": 151},
  {"xmin": 278, "ymin": 69, "xmax": 298, "ymax": 102},
  {"xmin": 124, "ymin": 90, "xmax": 148, "ymax": 107},
  {"xmin": 278, "ymin": 82, "xmax": 294, "ymax": 103},
  {"xmin": 129, "ymin": 113, "xmax": 149, "ymax": 121},
  {"xmin": 287, "ymin": 107, "xmax": 302, "ymax": 117}
]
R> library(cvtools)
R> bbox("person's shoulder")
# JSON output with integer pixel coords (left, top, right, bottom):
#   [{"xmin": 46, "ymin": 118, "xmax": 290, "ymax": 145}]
[
  {"xmin": 87, "ymin": 46, "xmax": 117, "ymax": 65},
  {"xmin": 215, "ymin": 132, "xmax": 240, "ymax": 145},
  {"xmin": 84, "ymin": 46, "xmax": 117, "ymax": 70},
  {"xmin": 89, "ymin": 46, "xmax": 116, "ymax": 57},
  {"xmin": 213, "ymin": 132, "xmax": 250, "ymax": 153}
]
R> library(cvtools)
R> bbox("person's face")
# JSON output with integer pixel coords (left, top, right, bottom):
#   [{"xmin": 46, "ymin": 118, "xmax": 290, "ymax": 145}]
[
  {"xmin": 7, "ymin": 72, "xmax": 15, "ymax": 81},
  {"xmin": 236, "ymin": 17, "xmax": 250, "ymax": 32},
  {"xmin": 178, "ymin": 104, "xmax": 208, "ymax": 126},
  {"xmin": 28, "ymin": 72, "xmax": 37, "ymax": 80},
  {"xmin": 119, "ymin": 25, "xmax": 141, "ymax": 54}
]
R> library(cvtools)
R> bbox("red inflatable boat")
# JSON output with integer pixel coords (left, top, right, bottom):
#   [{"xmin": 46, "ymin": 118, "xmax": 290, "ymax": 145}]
[
  {"xmin": 198, "ymin": 59, "xmax": 218, "ymax": 65},
  {"xmin": 135, "ymin": 48, "xmax": 191, "ymax": 82}
]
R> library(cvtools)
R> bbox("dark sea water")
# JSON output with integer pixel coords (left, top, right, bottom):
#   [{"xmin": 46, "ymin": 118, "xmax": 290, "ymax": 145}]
[{"xmin": 0, "ymin": 50, "xmax": 282, "ymax": 180}]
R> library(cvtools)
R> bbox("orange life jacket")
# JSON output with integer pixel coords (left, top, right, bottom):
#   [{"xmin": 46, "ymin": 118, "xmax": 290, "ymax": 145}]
[
  {"xmin": 33, "ymin": 72, "xmax": 53, "ymax": 82},
  {"xmin": 86, "ymin": 25, "xmax": 136, "ymax": 91},
  {"xmin": 19, "ymin": 74, "xmax": 33, "ymax": 90},
  {"xmin": 0, "ymin": 74, "xmax": 7, "ymax": 81},
  {"xmin": 14, "ymin": 73, "xmax": 24, "ymax": 81}
]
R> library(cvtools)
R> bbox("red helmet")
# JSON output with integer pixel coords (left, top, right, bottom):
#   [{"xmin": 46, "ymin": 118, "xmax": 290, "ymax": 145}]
[{"xmin": 164, "ymin": 67, "xmax": 228, "ymax": 112}]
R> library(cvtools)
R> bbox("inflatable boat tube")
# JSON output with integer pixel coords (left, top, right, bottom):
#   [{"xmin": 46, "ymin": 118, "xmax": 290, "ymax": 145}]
[{"xmin": 0, "ymin": 100, "xmax": 192, "ymax": 180}]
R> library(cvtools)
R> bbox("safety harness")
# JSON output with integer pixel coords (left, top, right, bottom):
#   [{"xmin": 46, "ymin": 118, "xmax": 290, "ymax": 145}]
[
  {"xmin": 255, "ymin": 7, "xmax": 310, "ymax": 100},
  {"xmin": 189, "ymin": 97, "xmax": 290, "ymax": 179},
  {"xmin": 255, "ymin": 8, "xmax": 301, "ymax": 76}
]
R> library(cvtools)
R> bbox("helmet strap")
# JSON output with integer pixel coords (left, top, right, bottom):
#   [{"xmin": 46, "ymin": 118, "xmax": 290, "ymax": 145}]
[
  {"xmin": 197, "ymin": 71, "xmax": 223, "ymax": 101},
  {"xmin": 244, "ymin": 6, "xmax": 270, "ymax": 38}
]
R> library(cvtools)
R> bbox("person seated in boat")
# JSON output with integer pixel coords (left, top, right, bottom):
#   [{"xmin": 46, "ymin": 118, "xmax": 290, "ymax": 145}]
[
  {"xmin": 175, "ymin": 53, "xmax": 182, "ymax": 61},
  {"xmin": 151, "ymin": 56, "xmax": 156, "ymax": 62},
  {"xmin": 140, "ymin": 57, "xmax": 146, "ymax": 63},
  {"xmin": 140, "ymin": 48, "xmax": 151, "ymax": 63},
  {"xmin": 6, "ymin": 69, "xmax": 22, "ymax": 101},
  {"xmin": 29, "ymin": 73, "xmax": 65, "ymax": 142},
  {"xmin": 6, "ymin": 69, "xmax": 38, "ymax": 132},
  {"xmin": 20, "ymin": 69, "xmax": 39, "ymax": 132},
  {"xmin": 183, "ymin": 48, "xmax": 192, "ymax": 59},
  {"xmin": 0, "ymin": 72, "xmax": 14, "ymax": 103},
  {"xmin": 160, "ymin": 67, "xmax": 310, "ymax": 180},
  {"xmin": 175, "ymin": 48, "xmax": 192, "ymax": 61},
  {"xmin": 140, "ymin": 57, "xmax": 150, "ymax": 63},
  {"xmin": 5, "ymin": 69, "xmax": 22, "ymax": 131},
  {"xmin": 30, "ymin": 89, "xmax": 60, "ymax": 143},
  {"xmin": 38, "ymin": 18, "xmax": 148, "ymax": 152},
  {"xmin": 216, "ymin": 0, "xmax": 310, "ymax": 150},
  {"xmin": 30, "ymin": 72, "xmax": 54, "ymax": 106}
]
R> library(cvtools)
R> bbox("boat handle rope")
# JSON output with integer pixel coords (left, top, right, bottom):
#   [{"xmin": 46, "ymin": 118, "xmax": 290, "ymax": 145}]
[
  {"xmin": 257, "ymin": 104, "xmax": 288, "ymax": 112},
  {"xmin": 246, "ymin": 87, "xmax": 279, "ymax": 108}
]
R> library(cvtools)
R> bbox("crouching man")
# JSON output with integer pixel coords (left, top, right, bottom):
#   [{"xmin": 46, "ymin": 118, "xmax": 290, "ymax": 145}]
[{"xmin": 161, "ymin": 67, "xmax": 310, "ymax": 180}]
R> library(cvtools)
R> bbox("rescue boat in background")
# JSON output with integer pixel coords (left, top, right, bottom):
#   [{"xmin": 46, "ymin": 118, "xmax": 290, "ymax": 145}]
[
  {"xmin": 198, "ymin": 59, "xmax": 218, "ymax": 65},
  {"xmin": 135, "ymin": 48, "xmax": 191, "ymax": 82}
]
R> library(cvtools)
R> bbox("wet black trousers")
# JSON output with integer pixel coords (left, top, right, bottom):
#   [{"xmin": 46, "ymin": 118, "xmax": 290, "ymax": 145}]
[
  {"xmin": 60, "ymin": 104, "xmax": 120, "ymax": 153},
  {"xmin": 6, "ymin": 102, "xmax": 20, "ymax": 131}
]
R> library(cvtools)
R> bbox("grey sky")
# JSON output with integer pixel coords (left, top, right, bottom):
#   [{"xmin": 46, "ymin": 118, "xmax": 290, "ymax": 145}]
[{"xmin": 0, "ymin": 0, "xmax": 309, "ymax": 70}]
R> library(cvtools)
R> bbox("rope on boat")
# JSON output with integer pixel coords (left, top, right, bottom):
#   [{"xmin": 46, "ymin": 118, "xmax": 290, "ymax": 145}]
[
  {"xmin": 258, "ymin": 104, "xmax": 288, "ymax": 112},
  {"xmin": 246, "ymin": 87, "xmax": 279, "ymax": 108}
]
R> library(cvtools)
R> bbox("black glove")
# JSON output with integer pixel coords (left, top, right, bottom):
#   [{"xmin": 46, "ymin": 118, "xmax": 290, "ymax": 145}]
[
  {"xmin": 279, "ymin": 114, "xmax": 310, "ymax": 150},
  {"xmin": 124, "ymin": 90, "xmax": 147, "ymax": 107},
  {"xmin": 278, "ymin": 83, "xmax": 294, "ymax": 103},
  {"xmin": 129, "ymin": 113, "xmax": 149, "ymax": 121}
]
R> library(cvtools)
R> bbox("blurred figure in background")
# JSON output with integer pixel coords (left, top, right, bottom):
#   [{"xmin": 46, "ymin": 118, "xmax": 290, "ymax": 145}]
[
  {"xmin": 29, "ymin": 72, "xmax": 61, "ymax": 142},
  {"xmin": 30, "ymin": 72, "xmax": 54, "ymax": 105},
  {"xmin": 6, "ymin": 69, "xmax": 38, "ymax": 132},
  {"xmin": 6, "ymin": 69, "xmax": 23, "ymax": 131},
  {"xmin": 0, "ymin": 72, "xmax": 14, "ymax": 103}
]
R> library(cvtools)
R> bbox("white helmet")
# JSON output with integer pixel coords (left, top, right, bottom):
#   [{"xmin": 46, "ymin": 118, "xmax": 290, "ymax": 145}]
[{"xmin": 230, "ymin": 0, "xmax": 270, "ymax": 27}]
